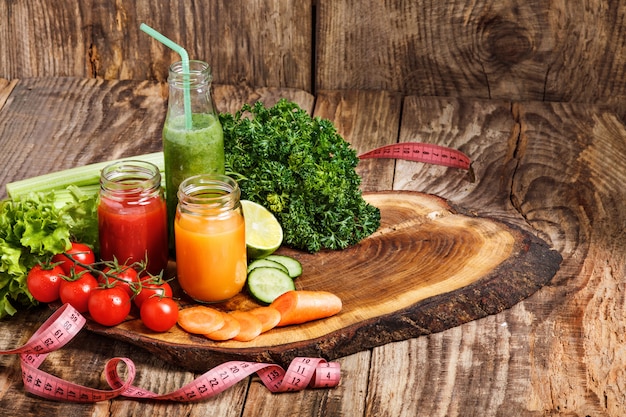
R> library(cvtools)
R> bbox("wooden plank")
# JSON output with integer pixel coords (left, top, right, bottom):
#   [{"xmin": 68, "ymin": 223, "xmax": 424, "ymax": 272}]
[
  {"xmin": 505, "ymin": 102, "xmax": 626, "ymax": 415},
  {"xmin": 0, "ymin": 1, "xmax": 93, "ymax": 78},
  {"xmin": 214, "ymin": 84, "xmax": 315, "ymax": 115},
  {"xmin": 90, "ymin": 0, "xmax": 313, "ymax": 89},
  {"xmin": 0, "ymin": 0, "xmax": 312, "ymax": 89},
  {"xmin": 316, "ymin": 0, "xmax": 626, "ymax": 103}
]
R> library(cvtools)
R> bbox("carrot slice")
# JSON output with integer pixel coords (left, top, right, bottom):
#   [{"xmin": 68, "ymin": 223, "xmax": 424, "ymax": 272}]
[
  {"xmin": 229, "ymin": 311, "xmax": 263, "ymax": 341},
  {"xmin": 177, "ymin": 306, "xmax": 226, "ymax": 335},
  {"xmin": 269, "ymin": 290, "xmax": 342, "ymax": 327},
  {"xmin": 205, "ymin": 313, "xmax": 241, "ymax": 341},
  {"xmin": 248, "ymin": 306, "xmax": 281, "ymax": 333}
]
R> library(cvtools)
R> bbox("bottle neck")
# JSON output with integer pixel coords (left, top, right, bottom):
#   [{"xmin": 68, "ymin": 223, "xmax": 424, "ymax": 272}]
[
  {"xmin": 177, "ymin": 174, "xmax": 240, "ymax": 216},
  {"xmin": 167, "ymin": 60, "xmax": 212, "ymax": 89},
  {"xmin": 100, "ymin": 161, "xmax": 162, "ymax": 202},
  {"xmin": 166, "ymin": 60, "xmax": 217, "ymax": 123}
]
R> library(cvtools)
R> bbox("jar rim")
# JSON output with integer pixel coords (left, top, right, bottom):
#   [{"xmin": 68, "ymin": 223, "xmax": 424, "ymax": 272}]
[
  {"xmin": 100, "ymin": 160, "xmax": 162, "ymax": 194},
  {"xmin": 178, "ymin": 174, "xmax": 240, "ymax": 210}
]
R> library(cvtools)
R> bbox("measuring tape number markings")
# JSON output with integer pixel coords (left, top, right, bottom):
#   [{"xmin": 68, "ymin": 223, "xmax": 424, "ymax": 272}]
[{"xmin": 3, "ymin": 304, "xmax": 341, "ymax": 403}]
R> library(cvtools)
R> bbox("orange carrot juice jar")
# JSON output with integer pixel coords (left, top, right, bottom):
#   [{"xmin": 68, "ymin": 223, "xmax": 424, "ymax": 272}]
[{"xmin": 175, "ymin": 174, "xmax": 247, "ymax": 303}]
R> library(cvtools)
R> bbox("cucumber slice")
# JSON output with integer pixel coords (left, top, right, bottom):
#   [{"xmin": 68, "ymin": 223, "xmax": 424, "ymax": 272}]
[
  {"xmin": 246, "ymin": 266, "xmax": 295, "ymax": 304},
  {"xmin": 247, "ymin": 258, "xmax": 289, "ymax": 274},
  {"xmin": 264, "ymin": 254, "xmax": 303, "ymax": 278}
]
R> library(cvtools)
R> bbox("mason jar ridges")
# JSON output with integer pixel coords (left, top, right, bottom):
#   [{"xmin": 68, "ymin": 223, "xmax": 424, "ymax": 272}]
[{"xmin": 97, "ymin": 160, "xmax": 169, "ymax": 275}]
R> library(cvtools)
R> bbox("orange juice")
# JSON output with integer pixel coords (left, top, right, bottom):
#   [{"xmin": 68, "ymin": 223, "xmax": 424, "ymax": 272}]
[
  {"xmin": 174, "ymin": 174, "xmax": 247, "ymax": 303},
  {"xmin": 175, "ymin": 211, "xmax": 246, "ymax": 302}
]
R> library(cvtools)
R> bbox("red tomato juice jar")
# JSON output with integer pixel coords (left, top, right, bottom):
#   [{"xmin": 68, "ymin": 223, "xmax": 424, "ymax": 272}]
[{"xmin": 98, "ymin": 160, "xmax": 169, "ymax": 275}]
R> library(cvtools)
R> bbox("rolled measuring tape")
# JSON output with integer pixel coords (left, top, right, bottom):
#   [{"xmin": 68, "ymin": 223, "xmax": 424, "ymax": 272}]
[
  {"xmin": 3, "ymin": 304, "xmax": 341, "ymax": 403},
  {"xmin": 359, "ymin": 142, "xmax": 474, "ymax": 181}
]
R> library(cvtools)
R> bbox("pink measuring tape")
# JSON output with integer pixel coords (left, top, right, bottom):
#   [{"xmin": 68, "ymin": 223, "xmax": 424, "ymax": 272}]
[
  {"xmin": 359, "ymin": 142, "xmax": 474, "ymax": 180},
  {"xmin": 3, "ymin": 304, "xmax": 341, "ymax": 403}
]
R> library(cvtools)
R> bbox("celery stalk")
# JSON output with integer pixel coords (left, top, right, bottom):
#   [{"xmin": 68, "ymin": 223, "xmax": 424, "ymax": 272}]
[
  {"xmin": 50, "ymin": 184, "xmax": 101, "ymax": 208},
  {"xmin": 6, "ymin": 152, "xmax": 165, "ymax": 199}
]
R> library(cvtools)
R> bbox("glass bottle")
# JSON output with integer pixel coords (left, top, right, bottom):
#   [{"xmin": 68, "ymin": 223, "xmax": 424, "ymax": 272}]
[
  {"xmin": 163, "ymin": 60, "xmax": 225, "ymax": 250},
  {"xmin": 98, "ymin": 160, "xmax": 168, "ymax": 275},
  {"xmin": 174, "ymin": 174, "xmax": 247, "ymax": 303}
]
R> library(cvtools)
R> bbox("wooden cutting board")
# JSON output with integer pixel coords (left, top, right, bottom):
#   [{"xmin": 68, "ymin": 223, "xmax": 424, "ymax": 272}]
[{"xmin": 87, "ymin": 191, "xmax": 562, "ymax": 372}]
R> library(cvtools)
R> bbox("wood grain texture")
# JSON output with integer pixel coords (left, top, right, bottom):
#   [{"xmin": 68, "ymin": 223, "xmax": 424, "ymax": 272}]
[
  {"xmin": 316, "ymin": 0, "xmax": 626, "ymax": 103},
  {"xmin": 393, "ymin": 96, "xmax": 524, "ymax": 225},
  {"xmin": 0, "ymin": 1, "xmax": 93, "ymax": 79},
  {"xmin": 509, "ymin": 102, "xmax": 626, "ymax": 416},
  {"xmin": 5, "ymin": 0, "xmax": 626, "ymax": 107},
  {"xmin": 0, "ymin": 0, "xmax": 312, "ymax": 90},
  {"xmin": 91, "ymin": 0, "xmax": 313, "ymax": 89}
]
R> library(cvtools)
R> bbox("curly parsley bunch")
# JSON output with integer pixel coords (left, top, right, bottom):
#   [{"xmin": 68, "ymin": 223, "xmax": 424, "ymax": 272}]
[{"xmin": 220, "ymin": 99, "xmax": 380, "ymax": 253}]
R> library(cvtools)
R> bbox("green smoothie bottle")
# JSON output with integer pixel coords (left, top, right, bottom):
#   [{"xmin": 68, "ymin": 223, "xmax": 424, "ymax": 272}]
[{"xmin": 163, "ymin": 60, "xmax": 225, "ymax": 252}]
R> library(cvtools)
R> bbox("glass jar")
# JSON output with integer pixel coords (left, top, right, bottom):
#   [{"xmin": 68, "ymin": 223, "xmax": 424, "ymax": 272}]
[
  {"xmin": 163, "ymin": 60, "xmax": 225, "ymax": 250},
  {"xmin": 175, "ymin": 174, "xmax": 247, "ymax": 303},
  {"xmin": 98, "ymin": 160, "xmax": 168, "ymax": 275}
]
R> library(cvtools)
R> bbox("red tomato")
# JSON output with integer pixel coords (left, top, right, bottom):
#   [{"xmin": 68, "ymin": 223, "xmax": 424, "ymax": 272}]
[
  {"xmin": 59, "ymin": 272, "xmax": 98, "ymax": 313},
  {"xmin": 52, "ymin": 242, "xmax": 96, "ymax": 274},
  {"xmin": 88, "ymin": 286, "xmax": 131, "ymax": 327},
  {"xmin": 99, "ymin": 265, "xmax": 140, "ymax": 297},
  {"xmin": 134, "ymin": 279, "xmax": 173, "ymax": 309},
  {"xmin": 140, "ymin": 297, "xmax": 179, "ymax": 332},
  {"xmin": 26, "ymin": 263, "xmax": 65, "ymax": 303}
]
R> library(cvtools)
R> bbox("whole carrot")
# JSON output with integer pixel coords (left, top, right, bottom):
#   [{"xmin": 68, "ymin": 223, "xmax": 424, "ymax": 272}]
[{"xmin": 270, "ymin": 290, "xmax": 342, "ymax": 327}]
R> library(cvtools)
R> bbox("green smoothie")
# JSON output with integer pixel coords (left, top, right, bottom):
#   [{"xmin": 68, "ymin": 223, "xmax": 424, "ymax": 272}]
[{"xmin": 163, "ymin": 112, "xmax": 225, "ymax": 247}]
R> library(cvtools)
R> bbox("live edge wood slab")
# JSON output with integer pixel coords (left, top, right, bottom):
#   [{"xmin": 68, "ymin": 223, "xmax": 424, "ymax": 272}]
[{"xmin": 86, "ymin": 191, "xmax": 561, "ymax": 372}]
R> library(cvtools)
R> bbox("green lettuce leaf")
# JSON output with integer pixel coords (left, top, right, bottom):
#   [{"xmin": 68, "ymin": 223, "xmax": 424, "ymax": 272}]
[{"xmin": 0, "ymin": 190, "xmax": 98, "ymax": 319}]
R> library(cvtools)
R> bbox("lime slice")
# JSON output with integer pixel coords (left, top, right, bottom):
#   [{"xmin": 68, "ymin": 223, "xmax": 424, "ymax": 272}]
[{"xmin": 241, "ymin": 200, "xmax": 283, "ymax": 259}]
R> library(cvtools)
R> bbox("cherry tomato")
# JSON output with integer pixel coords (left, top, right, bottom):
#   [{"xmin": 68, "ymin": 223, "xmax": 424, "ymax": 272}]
[
  {"xmin": 52, "ymin": 242, "xmax": 96, "ymax": 274},
  {"xmin": 59, "ymin": 272, "xmax": 98, "ymax": 313},
  {"xmin": 134, "ymin": 279, "xmax": 173, "ymax": 309},
  {"xmin": 140, "ymin": 297, "xmax": 179, "ymax": 332},
  {"xmin": 26, "ymin": 263, "xmax": 65, "ymax": 303},
  {"xmin": 99, "ymin": 265, "xmax": 140, "ymax": 297},
  {"xmin": 88, "ymin": 286, "xmax": 131, "ymax": 327}
]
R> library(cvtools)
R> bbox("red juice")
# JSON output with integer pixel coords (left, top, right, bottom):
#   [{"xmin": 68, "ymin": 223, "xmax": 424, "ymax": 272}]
[{"xmin": 98, "ymin": 161, "xmax": 169, "ymax": 275}]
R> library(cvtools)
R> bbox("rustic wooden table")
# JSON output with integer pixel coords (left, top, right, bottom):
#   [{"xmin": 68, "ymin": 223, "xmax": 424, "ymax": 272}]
[{"xmin": 0, "ymin": 77, "xmax": 625, "ymax": 416}]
